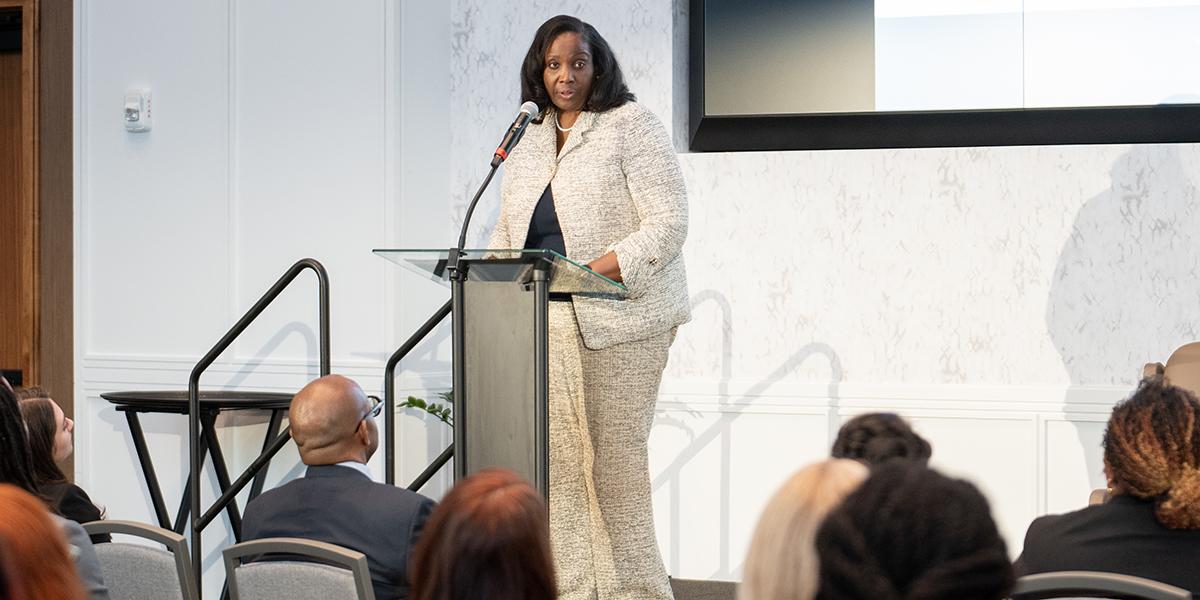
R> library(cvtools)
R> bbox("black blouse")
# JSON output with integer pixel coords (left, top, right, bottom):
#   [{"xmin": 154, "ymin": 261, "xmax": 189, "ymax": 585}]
[
  {"xmin": 522, "ymin": 184, "xmax": 566, "ymax": 256},
  {"xmin": 43, "ymin": 481, "xmax": 111, "ymax": 544}
]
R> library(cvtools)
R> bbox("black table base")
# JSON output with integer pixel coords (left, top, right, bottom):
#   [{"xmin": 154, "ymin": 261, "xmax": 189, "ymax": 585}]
[{"xmin": 102, "ymin": 391, "xmax": 292, "ymax": 537}]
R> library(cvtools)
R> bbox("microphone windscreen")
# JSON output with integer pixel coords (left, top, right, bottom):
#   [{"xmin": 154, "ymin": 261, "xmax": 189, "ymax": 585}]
[{"xmin": 519, "ymin": 101, "xmax": 540, "ymax": 117}]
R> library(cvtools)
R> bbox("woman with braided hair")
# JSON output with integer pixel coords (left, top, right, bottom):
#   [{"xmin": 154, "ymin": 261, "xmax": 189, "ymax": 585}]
[
  {"xmin": 1014, "ymin": 377, "xmax": 1200, "ymax": 592},
  {"xmin": 814, "ymin": 463, "xmax": 1014, "ymax": 600},
  {"xmin": 830, "ymin": 413, "xmax": 931, "ymax": 467}
]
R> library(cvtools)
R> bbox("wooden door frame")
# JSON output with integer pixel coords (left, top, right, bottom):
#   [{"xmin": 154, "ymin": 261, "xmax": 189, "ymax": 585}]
[
  {"xmin": 35, "ymin": 0, "xmax": 72, "ymax": 444},
  {"xmin": 1, "ymin": 0, "xmax": 39, "ymax": 388}
]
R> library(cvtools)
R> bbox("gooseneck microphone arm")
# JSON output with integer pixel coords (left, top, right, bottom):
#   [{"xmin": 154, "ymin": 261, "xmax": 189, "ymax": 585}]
[{"xmin": 446, "ymin": 101, "xmax": 539, "ymax": 280}]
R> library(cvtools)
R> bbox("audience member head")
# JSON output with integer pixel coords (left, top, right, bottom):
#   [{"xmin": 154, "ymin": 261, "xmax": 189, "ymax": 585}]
[
  {"xmin": 816, "ymin": 463, "xmax": 1013, "ymax": 600},
  {"xmin": 0, "ymin": 383, "xmax": 41, "ymax": 496},
  {"xmin": 16, "ymin": 387, "xmax": 72, "ymax": 485},
  {"xmin": 289, "ymin": 375, "xmax": 380, "ymax": 466},
  {"xmin": 739, "ymin": 459, "xmax": 869, "ymax": 600},
  {"xmin": 1103, "ymin": 376, "xmax": 1200, "ymax": 529},
  {"xmin": 831, "ymin": 413, "xmax": 931, "ymax": 467},
  {"xmin": 0, "ymin": 484, "xmax": 85, "ymax": 600},
  {"xmin": 410, "ymin": 468, "xmax": 556, "ymax": 600}
]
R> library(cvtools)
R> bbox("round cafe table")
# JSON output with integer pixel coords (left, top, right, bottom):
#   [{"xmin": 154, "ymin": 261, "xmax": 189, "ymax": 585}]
[{"xmin": 101, "ymin": 390, "xmax": 292, "ymax": 536}]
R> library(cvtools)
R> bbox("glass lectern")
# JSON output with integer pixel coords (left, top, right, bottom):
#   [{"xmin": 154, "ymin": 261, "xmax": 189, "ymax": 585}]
[{"xmin": 374, "ymin": 249, "xmax": 626, "ymax": 497}]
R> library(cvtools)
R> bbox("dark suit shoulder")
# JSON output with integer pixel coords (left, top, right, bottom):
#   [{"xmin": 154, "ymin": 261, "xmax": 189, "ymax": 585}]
[{"xmin": 1016, "ymin": 496, "xmax": 1200, "ymax": 593}]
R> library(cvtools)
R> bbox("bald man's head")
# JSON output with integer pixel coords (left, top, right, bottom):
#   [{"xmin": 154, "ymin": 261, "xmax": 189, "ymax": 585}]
[{"xmin": 289, "ymin": 375, "xmax": 378, "ymax": 466}]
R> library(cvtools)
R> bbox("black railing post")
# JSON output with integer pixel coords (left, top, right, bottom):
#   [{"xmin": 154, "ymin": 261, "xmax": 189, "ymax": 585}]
[
  {"xmin": 383, "ymin": 299, "xmax": 452, "ymax": 485},
  {"xmin": 187, "ymin": 258, "xmax": 330, "ymax": 593}
]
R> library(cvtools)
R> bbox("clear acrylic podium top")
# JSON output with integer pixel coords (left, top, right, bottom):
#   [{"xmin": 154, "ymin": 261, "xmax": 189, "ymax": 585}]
[{"xmin": 373, "ymin": 249, "xmax": 627, "ymax": 297}]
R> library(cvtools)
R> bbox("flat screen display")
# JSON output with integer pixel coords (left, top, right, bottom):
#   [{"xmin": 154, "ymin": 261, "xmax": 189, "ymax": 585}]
[
  {"xmin": 704, "ymin": 0, "xmax": 1200, "ymax": 116},
  {"xmin": 691, "ymin": 0, "xmax": 1200, "ymax": 150}
]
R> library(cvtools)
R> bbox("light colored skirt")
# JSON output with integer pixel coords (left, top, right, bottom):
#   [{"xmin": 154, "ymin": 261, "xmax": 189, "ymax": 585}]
[{"xmin": 549, "ymin": 301, "xmax": 676, "ymax": 600}]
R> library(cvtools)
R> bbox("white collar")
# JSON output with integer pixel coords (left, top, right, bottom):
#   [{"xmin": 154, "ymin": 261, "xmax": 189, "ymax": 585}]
[{"xmin": 332, "ymin": 460, "xmax": 374, "ymax": 481}]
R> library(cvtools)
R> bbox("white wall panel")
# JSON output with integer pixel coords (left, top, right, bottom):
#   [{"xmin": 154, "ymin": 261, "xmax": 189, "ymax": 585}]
[
  {"xmin": 1043, "ymin": 418, "xmax": 1107, "ymax": 516},
  {"xmin": 651, "ymin": 408, "xmax": 832, "ymax": 580},
  {"xmin": 82, "ymin": 0, "xmax": 232, "ymax": 357},
  {"xmin": 232, "ymin": 0, "xmax": 389, "ymax": 365}
]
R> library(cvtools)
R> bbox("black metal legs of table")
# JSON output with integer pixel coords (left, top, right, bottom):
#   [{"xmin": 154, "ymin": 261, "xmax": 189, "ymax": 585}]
[
  {"xmin": 198, "ymin": 412, "xmax": 243, "ymax": 540},
  {"xmin": 124, "ymin": 411, "xmax": 173, "ymax": 529},
  {"xmin": 121, "ymin": 408, "xmax": 285, "ymax": 538},
  {"xmin": 249, "ymin": 409, "xmax": 283, "ymax": 499}
]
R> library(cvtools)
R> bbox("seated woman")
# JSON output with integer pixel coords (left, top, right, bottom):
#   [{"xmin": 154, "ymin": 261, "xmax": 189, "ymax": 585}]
[
  {"xmin": 16, "ymin": 386, "xmax": 110, "ymax": 544},
  {"xmin": 816, "ymin": 463, "xmax": 1014, "ymax": 600},
  {"xmin": 1014, "ymin": 377, "xmax": 1200, "ymax": 592},
  {"xmin": 739, "ymin": 459, "xmax": 869, "ymax": 600},
  {"xmin": 0, "ymin": 381, "xmax": 109, "ymax": 599},
  {"xmin": 830, "ymin": 412, "xmax": 931, "ymax": 467},
  {"xmin": 409, "ymin": 468, "xmax": 555, "ymax": 600},
  {"xmin": 0, "ymin": 483, "xmax": 87, "ymax": 600}
]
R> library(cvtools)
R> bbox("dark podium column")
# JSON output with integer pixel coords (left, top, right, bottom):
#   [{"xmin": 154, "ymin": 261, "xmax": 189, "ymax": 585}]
[{"xmin": 375, "ymin": 249, "xmax": 625, "ymax": 498}]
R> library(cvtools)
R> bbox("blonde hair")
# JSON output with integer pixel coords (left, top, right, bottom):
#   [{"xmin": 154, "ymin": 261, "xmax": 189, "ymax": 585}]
[{"xmin": 739, "ymin": 459, "xmax": 869, "ymax": 600}]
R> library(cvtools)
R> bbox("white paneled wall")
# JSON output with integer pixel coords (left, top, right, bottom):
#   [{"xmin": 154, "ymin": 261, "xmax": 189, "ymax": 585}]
[
  {"xmin": 75, "ymin": 0, "xmax": 1200, "ymax": 596},
  {"xmin": 75, "ymin": 1, "xmax": 453, "ymax": 596}
]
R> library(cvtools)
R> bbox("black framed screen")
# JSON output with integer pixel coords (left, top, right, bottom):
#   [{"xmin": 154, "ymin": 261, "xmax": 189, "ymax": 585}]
[{"xmin": 689, "ymin": 0, "xmax": 1200, "ymax": 151}]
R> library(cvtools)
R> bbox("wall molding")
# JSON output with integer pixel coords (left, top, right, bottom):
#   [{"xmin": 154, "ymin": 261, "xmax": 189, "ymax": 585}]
[
  {"xmin": 81, "ymin": 354, "xmax": 1127, "ymax": 417},
  {"xmin": 80, "ymin": 353, "xmax": 449, "ymax": 395}
]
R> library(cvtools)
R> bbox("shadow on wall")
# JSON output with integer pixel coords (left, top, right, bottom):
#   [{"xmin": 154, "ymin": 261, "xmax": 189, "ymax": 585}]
[
  {"xmin": 1046, "ymin": 144, "xmax": 1200, "ymax": 484},
  {"xmin": 652, "ymin": 289, "xmax": 843, "ymax": 580}
]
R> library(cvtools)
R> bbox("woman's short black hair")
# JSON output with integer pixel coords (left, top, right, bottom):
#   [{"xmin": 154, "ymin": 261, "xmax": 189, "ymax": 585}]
[{"xmin": 520, "ymin": 15, "xmax": 635, "ymax": 120}]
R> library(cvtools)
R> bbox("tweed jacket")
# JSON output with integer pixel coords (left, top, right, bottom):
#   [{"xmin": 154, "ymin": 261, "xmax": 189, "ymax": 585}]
[{"xmin": 489, "ymin": 101, "xmax": 691, "ymax": 350}]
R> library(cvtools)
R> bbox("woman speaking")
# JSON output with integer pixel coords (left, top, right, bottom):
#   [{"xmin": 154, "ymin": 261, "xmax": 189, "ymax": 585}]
[{"xmin": 488, "ymin": 14, "xmax": 690, "ymax": 600}]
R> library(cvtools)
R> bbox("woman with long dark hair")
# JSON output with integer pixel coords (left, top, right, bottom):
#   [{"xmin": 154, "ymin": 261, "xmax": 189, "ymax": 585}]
[
  {"xmin": 409, "ymin": 469, "xmax": 556, "ymax": 600},
  {"xmin": 488, "ymin": 14, "xmax": 689, "ymax": 600},
  {"xmin": 17, "ymin": 387, "xmax": 110, "ymax": 544},
  {"xmin": 0, "ymin": 381, "xmax": 110, "ymax": 599}
]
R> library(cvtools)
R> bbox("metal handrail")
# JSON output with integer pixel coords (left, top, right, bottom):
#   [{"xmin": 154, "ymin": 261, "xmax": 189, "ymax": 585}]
[
  {"xmin": 383, "ymin": 299, "xmax": 452, "ymax": 486},
  {"xmin": 187, "ymin": 258, "xmax": 330, "ymax": 592}
]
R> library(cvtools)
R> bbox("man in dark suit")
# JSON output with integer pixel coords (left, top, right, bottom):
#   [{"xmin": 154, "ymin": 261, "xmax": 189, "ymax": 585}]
[{"xmin": 242, "ymin": 375, "xmax": 435, "ymax": 600}]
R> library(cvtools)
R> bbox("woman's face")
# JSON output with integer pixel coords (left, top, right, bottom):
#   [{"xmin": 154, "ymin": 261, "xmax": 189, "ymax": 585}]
[
  {"xmin": 50, "ymin": 400, "xmax": 74, "ymax": 463},
  {"xmin": 543, "ymin": 32, "xmax": 594, "ymax": 114}
]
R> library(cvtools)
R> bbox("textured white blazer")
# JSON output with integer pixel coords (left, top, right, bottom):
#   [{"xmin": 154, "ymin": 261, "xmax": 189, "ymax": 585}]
[{"xmin": 488, "ymin": 102, "xmax": 691, "ymax": 350}]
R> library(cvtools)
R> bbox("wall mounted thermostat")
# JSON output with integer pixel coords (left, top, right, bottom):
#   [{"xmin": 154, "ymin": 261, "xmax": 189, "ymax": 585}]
[{"xmin": 124, "ymin": 88, "xmax": 152, "ymax": 132}]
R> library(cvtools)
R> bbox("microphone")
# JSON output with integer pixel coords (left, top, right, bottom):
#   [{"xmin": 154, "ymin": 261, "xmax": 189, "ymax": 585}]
[
  {"xmin": 491, "ymin": 101, "xmax": 539, "ymax": 167},
  {"xmin": 442, "ymin": 101, "xmax": 542, "ymax": 279}
]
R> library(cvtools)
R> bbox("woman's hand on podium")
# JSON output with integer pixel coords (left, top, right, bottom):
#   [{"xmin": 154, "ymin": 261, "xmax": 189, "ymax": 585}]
[{"xmin": 586, "ymin": 251, "xmax": 623, "ymax": 282}]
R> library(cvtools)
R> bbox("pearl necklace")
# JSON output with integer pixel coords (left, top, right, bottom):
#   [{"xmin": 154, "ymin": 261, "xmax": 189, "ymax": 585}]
[{"xmin": 554, "ymin": 112, "xmax": 574, "ymax": 132}]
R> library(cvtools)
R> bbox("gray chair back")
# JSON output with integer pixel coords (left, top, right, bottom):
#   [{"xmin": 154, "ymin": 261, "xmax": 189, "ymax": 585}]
[
  {"xmin": 1012, "ymin": 571, "xmax": 1191, "ymax": 600},
  {"xmin": 81, "ymin": 520, "xmax": 197, "ymax": 600},
  {"xmin": 223, "ymin": 537, "xmax": 375, "ymax": 600}
]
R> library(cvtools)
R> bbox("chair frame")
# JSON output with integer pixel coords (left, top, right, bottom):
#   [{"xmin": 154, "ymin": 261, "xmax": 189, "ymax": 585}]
[
  {"xmin": 1012, "ymin": 570, "xmax": 1191, "ymax": 600},
  {"xmin": 222, "ymin": 537, "xmax": 375, "ymax": 600},
  {"xmin": 82, "ymin": 519, "xmax": 198, "ymax": 600}
]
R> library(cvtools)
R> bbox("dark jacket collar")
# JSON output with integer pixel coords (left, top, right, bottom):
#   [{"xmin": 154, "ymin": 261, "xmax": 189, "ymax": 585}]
[{"xmin": 303, "ymin": 463, "xmax": 371, "ymax": 480}]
